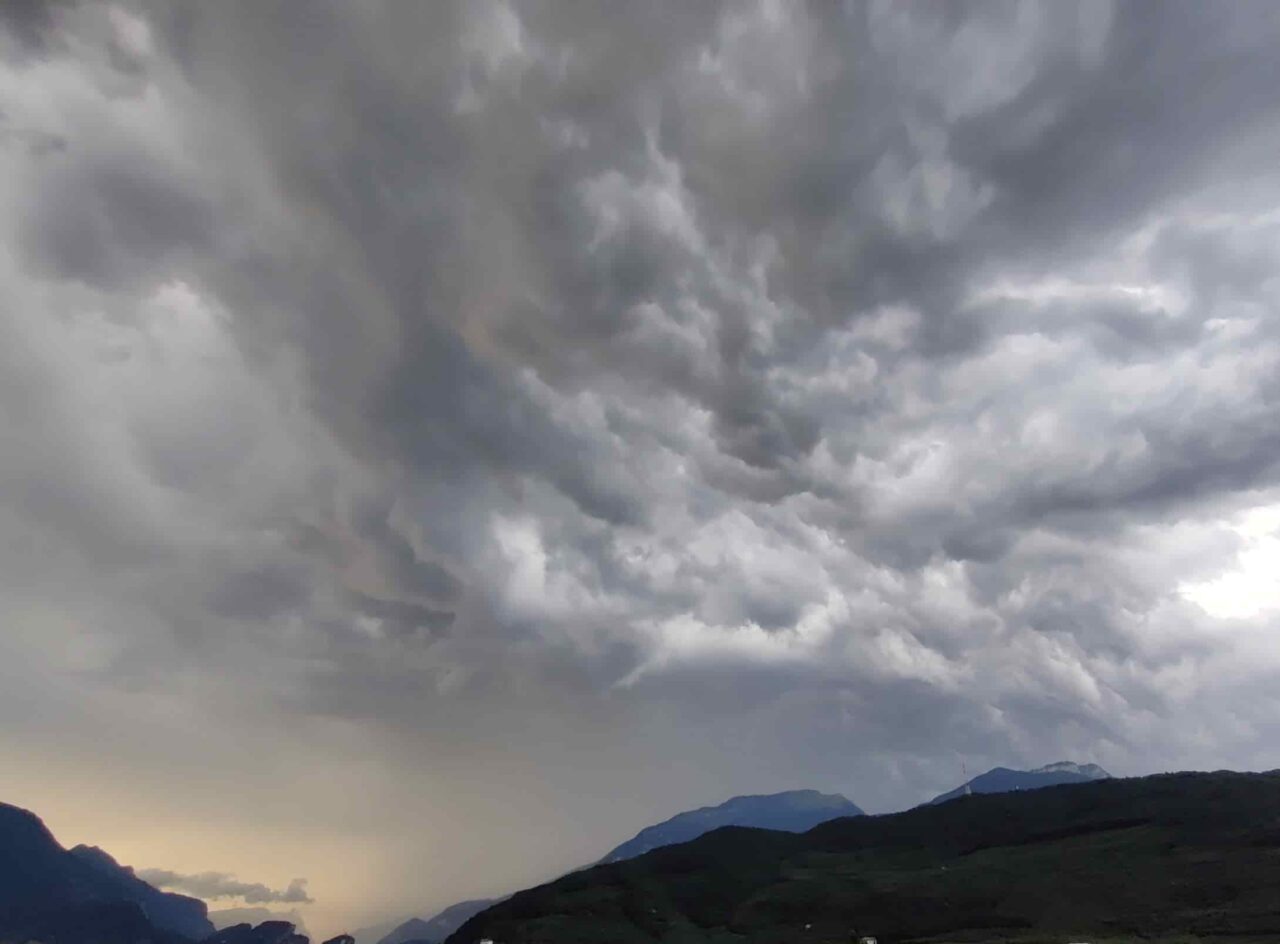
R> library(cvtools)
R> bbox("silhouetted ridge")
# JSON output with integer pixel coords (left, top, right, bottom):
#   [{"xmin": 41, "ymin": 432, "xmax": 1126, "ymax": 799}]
[
  {"xmin": 204, "ymin": 921, "xmax": 307, "ymax": 944},
  {"xmin": 210, "ymin": 909, "xmax": 310, "ymax": 939},
  {"xmin": 68, "ymin": 844, "xmax": 213, "ymax": 940},
  {"xmin": 0, "ymin": 800, "xmax": 213, "ymax": 941},
  {"xmin": 0, "ymin": 900, "xmax": 168, "ymax": 944}
]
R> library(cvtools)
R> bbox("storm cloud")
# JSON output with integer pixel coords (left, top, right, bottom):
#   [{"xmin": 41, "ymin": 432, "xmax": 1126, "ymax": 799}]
[{"xmin": 3, "ymin": 0, "xmax": 1280, "ymax": 936}]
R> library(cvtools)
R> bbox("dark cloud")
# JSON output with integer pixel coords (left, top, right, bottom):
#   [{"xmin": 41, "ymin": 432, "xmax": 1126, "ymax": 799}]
[
  {"xmin": 4, "ymin": 0, "xmax": 1280, "ymax": 935},
  {"xmin": 348, "ymin": 592, "xmax": 455, "ymax": 639},
  {"xmin": 20, "ymin": 151, "xmax": 214, "ymax": 286},
  {"xmin": 205, "ymin": 566, "xmax": 310, "ymax": 623},
  {"xmin": 0, "ymin": 0, "xmax": 60, "ymax": 52}
]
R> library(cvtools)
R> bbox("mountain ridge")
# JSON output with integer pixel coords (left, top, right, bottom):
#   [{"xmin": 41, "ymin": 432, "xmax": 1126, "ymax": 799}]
[
  {"xmin": 0, "ymin": 801, "xmax": 214, "ymax": 941},
  {"xmin": 929, "ymin": 759, "xmax": 1111, "ymax": 805},
  {"xmin": 210, "ymin": 909, "xmax": 311, "ymax": 939},
  {"xmin": 445, "ymin": 769, "xmax": 1280, "ymax": 944},
  {"xmin": 378, "ymin": 789, "xmax": 863, "ymax": 944},
  {"xmin": 372, "ymin": 902, "xmax": 499, "ymax": 944},
  {"xmin": 600, "ymin": 789, "xmax": 864, "ymax": 864}
]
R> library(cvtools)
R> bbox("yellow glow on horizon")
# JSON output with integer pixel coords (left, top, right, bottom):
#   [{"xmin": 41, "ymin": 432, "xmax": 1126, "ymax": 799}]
[{"xmin": 0, "ymin": 767, "xmax": 396, "ymax": 942}]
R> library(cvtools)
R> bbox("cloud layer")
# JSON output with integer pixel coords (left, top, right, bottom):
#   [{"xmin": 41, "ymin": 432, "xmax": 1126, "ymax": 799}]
[
  {"xmin": 138, "ymin": 870, "xmax": 313, "ymax": 905},
  {"xmin": 3, "ymin": 0, "xmax": 1280, "ymax": 934}
]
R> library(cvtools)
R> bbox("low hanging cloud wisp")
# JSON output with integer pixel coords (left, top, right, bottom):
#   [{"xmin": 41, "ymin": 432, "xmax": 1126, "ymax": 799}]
[{"xmin": 136, "ymin": 870, "xmax": 314, "ymax": 905}]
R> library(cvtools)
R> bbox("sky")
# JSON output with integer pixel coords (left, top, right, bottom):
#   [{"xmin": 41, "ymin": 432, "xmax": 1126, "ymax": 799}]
[{"xmin": 2, "ymin": 0, "xmax": 1280, "ymax": 937}]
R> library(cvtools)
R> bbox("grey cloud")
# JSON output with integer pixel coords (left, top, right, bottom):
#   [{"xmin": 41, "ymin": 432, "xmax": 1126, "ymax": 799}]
[
  {"xmin": 205, "ymin": 566, "xmax": 310, "ymax": 623},
  {"xmin": 140, "ymin": 0, "xmax": 1280, "ymax": 741},
  {"xmin": 5, "ymin": 1, "xmax": 1280, "ymax": 932},
  {"xmin": 348, "ymin": 501, "xmax": 462, "ymax": 604},
  {"xmin": 20, "ymin": 151, "xmax": 214, "ymax": 287},
  {"xmin": 349, "ymin": 592, "xmax": 455, "ymax": 639},
  {"xmin": 0, "ymin": 110, "xmax": 66, "ymax": 155},
  {"xmin": 137, "ymin": 870, "xmax": 314, "ymax": 905},
  {"xmin": 0, "ymin": 0, "xmax": 57, "ymax": 52}
]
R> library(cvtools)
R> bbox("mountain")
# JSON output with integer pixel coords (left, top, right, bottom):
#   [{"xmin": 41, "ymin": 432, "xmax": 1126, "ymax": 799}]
[
  {"xmin": 0, "ymin": 801, "xmax": 214, "ymax": 941},
  {"xmin": 350, "ymin": 919, "xmax": 399, "ymax": 944},
  {"xmin": 68, "ymin": 844, "xmax": 215, "ymax": 940},
  {"xmin": 600, "ymin": 789, "xmax": 863, "ymax": 864},
  {"xmin": 380, "ymin": 790, "xmax": 860, "ymax": 944},
  {"xmin": 446, "ymin": 770, "xmax": 1280, "ymax": 944},
  {"xmin": 0, "ymin": 900, "xmax": 184, "ymax": 944},
  {"xmin": 374, "ymin": 917, "xmax": 433, "ymax": 944},
  {"xmin": 203, "ymin": 921, "xmax": 307, "ymax": 944},
  {"xmin": 929, "ymin": 760, "xmax": 1112, "ymax": 805},
  {"xmin": 210, "ymin": 909, "xmax": 311, "ymax": 939},
  {"xmin": 204, "ymin": 919, "xmax": 349, "ymax": 944},
  {"xmin": 374, "ymin": 901, "xmax": 497, "ymax": 944}
]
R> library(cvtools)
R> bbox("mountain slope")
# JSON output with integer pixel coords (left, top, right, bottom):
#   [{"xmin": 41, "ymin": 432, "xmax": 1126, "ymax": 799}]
[
  {"xmin": 0, "ymin": 801, "xmax": 213, "ymax": 941},
  {"xmin": 0, "ymin": 900, "xmax": 184, "ymax": 944},
  {"xmin": 374, "ymin": 917, "xmax": 433, "ymax": 944},
  {"xmin": 68, "ymin": 844, "xmax": 214, "ymax": 940},
  {"xmin": 929, "ymin": 760, "xmax": 1111, "ymax": 805},
  {"xmin": 600, "ymin": 790, "xmax": 863, "ymax": 864},
  {"xmin": 386, "ymin": 790, "xmax": 860, "ymax": 944},
  {"xmin": 375, "ymin": 901, "xmax": 497, "ymax": 944},
  {"xmin": 351, "ymin": 919, "xmax": 400, "ymax": 944},
  {"xmin": 446, "ymin": 770, "xmax": 1280, "ymax": 944}
]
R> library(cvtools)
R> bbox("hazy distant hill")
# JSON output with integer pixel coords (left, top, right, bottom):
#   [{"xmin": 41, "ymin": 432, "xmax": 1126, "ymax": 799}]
[
  {"xmin": 0, "ymin": 801, "xmax": 213, "ymax": 941},
  {"xmin": 600, "ymin": 789, "xmax": 863, "ymax": 864},
  {"xmin": 446, "ymin": 770, "xmax": 1280, "ymax": 944},
  {"xmin": 374, "ymin": 901, "xmax": 497, "ymax": 944},
  {"xmin": 350, "ymin": 919, "xmax": 399, "ymax": 944},
  {"xmin": 384, "ymin": 790, "xmax": 861, "ymax": 943},
  {"xmin": 929, "ymin": 760, "xmax": 1111, "ymax": 805}
]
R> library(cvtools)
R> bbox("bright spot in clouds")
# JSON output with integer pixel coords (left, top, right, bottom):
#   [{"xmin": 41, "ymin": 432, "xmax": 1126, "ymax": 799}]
[{"xmin": 1181, "ymin": 505, "xmax": 1280, "ymax": 619}]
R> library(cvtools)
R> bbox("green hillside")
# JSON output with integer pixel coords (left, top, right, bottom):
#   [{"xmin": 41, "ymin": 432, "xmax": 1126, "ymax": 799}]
[{"xmin": 445, "ymin": 771, "xmax": 1280, "ymax": 944}]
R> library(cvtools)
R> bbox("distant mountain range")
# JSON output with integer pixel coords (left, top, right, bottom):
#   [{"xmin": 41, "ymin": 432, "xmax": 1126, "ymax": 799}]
[
  {"xmin": 401, "ymin": 766, "xmax": 1111, "ymax": 942},
  {"xmin": 928, "ymin": 760, "xmax": 1112, "ymax": 805},
  {"xmin": 2, "ymin": 765, "xmax": 1111, "ymax": 944}
]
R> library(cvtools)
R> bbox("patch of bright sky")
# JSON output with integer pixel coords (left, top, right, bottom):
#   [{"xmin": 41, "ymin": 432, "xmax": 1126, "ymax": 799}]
[{"xmin": 1180, "ymin": 503, "xmax": 1280, "ymax": 619}]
